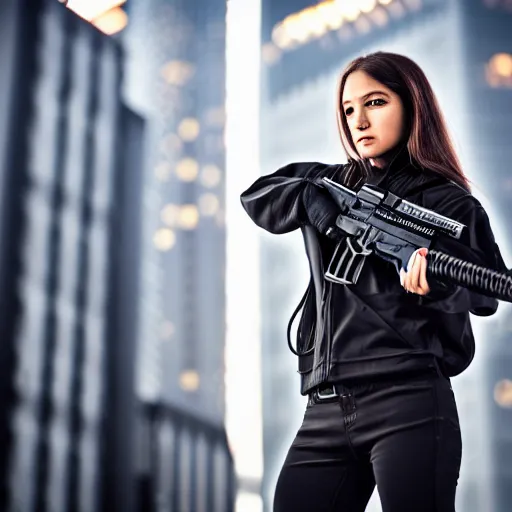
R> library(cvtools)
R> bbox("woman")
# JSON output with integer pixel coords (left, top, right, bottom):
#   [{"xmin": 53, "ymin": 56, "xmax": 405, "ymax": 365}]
[{"xmin": 240, "ymin": 52, "xmax": 508, "ymax": 511}]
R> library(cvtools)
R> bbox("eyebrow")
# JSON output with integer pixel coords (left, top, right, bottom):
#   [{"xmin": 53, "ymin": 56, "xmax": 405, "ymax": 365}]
[{"xmin": 342, "ymin": 90, "xmax": 390, "ymax": 106}]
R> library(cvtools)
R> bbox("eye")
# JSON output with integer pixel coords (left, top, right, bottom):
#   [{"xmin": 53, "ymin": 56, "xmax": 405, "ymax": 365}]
[
  {"xmin": 366, "ymin": 98, "xmax": 386, "ymax": 107},
  {"xmin": 344, "ymin": 106, "xmax": 354, "ymax": 116}
]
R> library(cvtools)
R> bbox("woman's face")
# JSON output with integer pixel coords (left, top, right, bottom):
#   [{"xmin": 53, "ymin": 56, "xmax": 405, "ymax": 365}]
[{"xmin": 342, "ymin": 70, "xmax": 406, "ymax": 168}]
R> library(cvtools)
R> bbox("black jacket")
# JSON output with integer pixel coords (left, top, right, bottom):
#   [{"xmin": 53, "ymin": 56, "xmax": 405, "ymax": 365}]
[{"xmin": 240, "ymin": 151, "xmax": 507, "ymax": 395}]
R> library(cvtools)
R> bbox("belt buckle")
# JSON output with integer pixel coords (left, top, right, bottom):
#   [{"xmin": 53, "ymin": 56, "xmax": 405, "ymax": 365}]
[{"xmin": 316, "ymin": 386, "xmax": 337, "ymax": 400}]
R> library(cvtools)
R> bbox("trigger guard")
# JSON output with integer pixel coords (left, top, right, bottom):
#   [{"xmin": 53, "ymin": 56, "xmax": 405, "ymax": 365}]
[{"xmin": 374, "ymin": 241, "xmax": 417, "ymax": 275}]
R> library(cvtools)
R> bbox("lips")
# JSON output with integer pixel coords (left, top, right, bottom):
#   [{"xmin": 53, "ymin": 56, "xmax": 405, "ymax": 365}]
[{"xmin": 357, "ymin": 136, "xmax": 374, "ymax": 143}]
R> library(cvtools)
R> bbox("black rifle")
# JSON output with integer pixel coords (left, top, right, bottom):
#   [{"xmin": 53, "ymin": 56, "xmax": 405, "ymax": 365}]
[{"xmin": 321, "ymin": 177, "xmax": 512, "ymax": 302}]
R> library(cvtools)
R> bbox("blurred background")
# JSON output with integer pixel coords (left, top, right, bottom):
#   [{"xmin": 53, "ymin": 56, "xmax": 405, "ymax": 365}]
[{"xmin": 0, "ymin": 0, "xmax": 510, "ymax": 511}]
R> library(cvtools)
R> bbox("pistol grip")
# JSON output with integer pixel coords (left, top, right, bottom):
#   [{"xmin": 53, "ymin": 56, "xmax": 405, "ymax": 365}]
[{"xmin": 325, "ymin": 237, "xmax": 372, "ymax": 285}]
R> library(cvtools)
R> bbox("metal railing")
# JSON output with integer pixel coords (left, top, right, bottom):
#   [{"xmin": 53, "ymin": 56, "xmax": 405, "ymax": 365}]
[{"xmin": 137, "ymin": 402, "xmax": 236, "ymax": 512}]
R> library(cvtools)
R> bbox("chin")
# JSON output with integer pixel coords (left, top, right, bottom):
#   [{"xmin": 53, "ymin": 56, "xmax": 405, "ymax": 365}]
[
  {"xmin": 359, "ymin": 146, "xmax": 393, "ymax": 160},
  {"xmin": 359, "ymin": 148, "xmax": 381, "ymax": 159}
]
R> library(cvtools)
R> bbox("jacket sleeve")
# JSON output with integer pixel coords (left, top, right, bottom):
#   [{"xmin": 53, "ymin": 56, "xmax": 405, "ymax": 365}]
[
  {"xmin": 240, "ymin": 162, "xmax": 330, "ymax": 234},
  {"xmin": 419, "ymin": 187, "xmax": 508, "ymax": 316}
]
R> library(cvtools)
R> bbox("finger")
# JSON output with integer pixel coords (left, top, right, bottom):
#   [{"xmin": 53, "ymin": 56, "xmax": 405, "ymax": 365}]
[
  {"xmin": 403, "ymin": 267, "xmax": 412, "ymax": 290},
  {"xmin": 408, "ymin": 251, "xmax": 421, "ymax": 291},
  {"xmin": 418, "ymin": 252, "xmax": 430, "ymax": 293},
  {"xmin": 400, "ymin": 268, "xmax": 406, "ymax": 287},
  {"xmin": 402, "ymin": 249, "xmax": 418, "ymax": 291},
  {"xmin": 406, "ymin": 249, "xmax": 419, "ymax": 273}
]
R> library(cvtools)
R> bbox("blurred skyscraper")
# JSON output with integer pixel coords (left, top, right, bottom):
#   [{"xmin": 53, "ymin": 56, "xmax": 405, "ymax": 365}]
[
  {"xmin": 0, "ymin": 1, "xmax": 143, "ymax": 510},
  {"xmin": 121, "ymin": 1, "xmax": 236, "ymax": 511},
  {"xmin": 258, "ymin": 1, "xmax": 512, "ymax": 511},
  {"xmin": 0, "ymin": 0, "xmax": 235, "ymax": 511},
  {"xmin": 123, "ymin": 0, "xmax": 227, "ymax": 424}
]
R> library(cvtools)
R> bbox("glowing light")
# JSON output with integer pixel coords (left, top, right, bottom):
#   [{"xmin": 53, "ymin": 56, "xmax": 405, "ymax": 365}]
[
  {"xmin": 337, "ymin": 1, "xmax": 361, "ymax": 22},
  {"xmin": 359, "ymin": 0, "xmax": 378, "ymax": 13},
  {"xmin": 494, "ymin": 379, "xmax": 512, "ymax": 408},
  {"xmin": 161, "ymin": 204, "xmax": 180, "ymax": 227},
  {"xmin": 162, "ymin": 204, "xmax": 200, "ymax": 230},
  {"xmin": 370, "ymin": 6, "xmax": 390, "ymax": 26},
  {"xmin": 318, "ymin": 2, "xmax": 345, "ymax": 30},
  {"xmin": 388, "ymin": 0, "xmax": 406, "ymax": 18},
  {"xmin": 284, "ymin": 15, "xmax": 310, "ymax": 45},
  {"xmin": 486, "ymin": 53, "xmax": 512, "ymax": 88},
  {"xmin": 307, "ymin": 9, "xmax": 328, "ymax": 37},
  {"xmin": 354, "ymin": 15, "xmax": 372, "ymax": 33},
  {"xmin": 337, "ymin": 24, "xmax": 355, "ymax": 41},
  {"xmin": 199, "ymin": 193, "xmax": 220, "ymax": 216},
  {"xmin": 175, "ymin": 158, "xmax": 199, "ymax": 182},
  {"xmin": 490, "ymin": 53, "xmax": 512, "ymax": 77},
  {"xmin": 269, "ymin": 0, "xmax": 412, "ymax": 51},
  {"xmin": 64, "ymin": 0, "xmax": 126, "ymax": 21},
  {"xmin": 92, "ymin": 7, "xmax": 128, "ymax": 35},
  {"xmin": 271, "ymin": 23, "xmax": 295, "ymax": 49},
  {"xmin": 160, "ymin": 133, "xmax": 183, "ymax": 154},
  {"xmin": 178, "ymin": 205, "xmax": 199, "ymax": 230},
  {"xmin": 261, "ymin": 43, "xmax": 282, "ymax": 65},
  {"xmin": 201, "ymin": 164, "xmax": 222, "ymax": 188},
  {"xmin": 153, "ymin": 228, "xmax": 176, "ymax": 251},
  {"xmin": 178, "ymin": 118, "xmax": 201, "ymax": 141},
  {"xmin": 161, "ymin": 60, "xmax": 196, "ymax": 86},
  {"xmin": 403, "ymin": 0, "xmax": 422, "ymax": 10},
  {"xmin": 180, "ymin": 370, "xmax": 200, "ymax": 392}
]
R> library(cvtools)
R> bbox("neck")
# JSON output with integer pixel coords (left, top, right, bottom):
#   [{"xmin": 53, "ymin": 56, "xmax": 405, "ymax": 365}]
[{"xmin": 370, "ymin": 144, "xmax": 409, "ymax": 171}]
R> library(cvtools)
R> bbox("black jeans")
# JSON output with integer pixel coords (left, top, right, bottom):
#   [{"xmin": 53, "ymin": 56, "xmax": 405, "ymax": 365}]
[{"xmin": 273, "ymin": 371, "xmax": 462, "ymax": 512}]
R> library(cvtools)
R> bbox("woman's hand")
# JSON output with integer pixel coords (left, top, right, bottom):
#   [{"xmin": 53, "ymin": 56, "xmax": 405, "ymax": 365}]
[{"xmin": 400, "ymin": 248, "xmax": 430, "ymax": 295}]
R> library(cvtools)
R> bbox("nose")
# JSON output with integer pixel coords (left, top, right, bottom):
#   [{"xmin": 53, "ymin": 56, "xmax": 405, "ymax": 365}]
[{"xmin": 354, "ymin": 109, "xmax": 369, "ymax": 131}]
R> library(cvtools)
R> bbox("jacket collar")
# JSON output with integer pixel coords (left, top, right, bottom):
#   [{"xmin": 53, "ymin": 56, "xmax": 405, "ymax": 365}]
[{"xmin": 369, "ymin": 143, "xmax": 416, "ymax": 176}]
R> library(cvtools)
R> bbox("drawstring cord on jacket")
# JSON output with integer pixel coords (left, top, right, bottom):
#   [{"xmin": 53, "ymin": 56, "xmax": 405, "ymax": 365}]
[{"xmin": 287, "ymin": 278, "xmax": 315, "ymax": 356}]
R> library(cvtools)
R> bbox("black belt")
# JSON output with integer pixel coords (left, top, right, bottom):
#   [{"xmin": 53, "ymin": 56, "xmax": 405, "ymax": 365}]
[
  {"xmin": 315, "ymin": 385, "xmax": 339, "ymax": 400},
  {"xmin": 310, "ymin": 384, "xmax": 344, "ymax": 403},
  {"xmin": 309, "ymin": 367, "xmax": 444, "ymax": 403}
]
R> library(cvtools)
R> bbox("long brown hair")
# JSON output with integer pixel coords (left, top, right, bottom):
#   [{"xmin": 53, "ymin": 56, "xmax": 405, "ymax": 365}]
[{"xmin": 336, "ymin": 51, "xmax": 471, "ymax": 191}]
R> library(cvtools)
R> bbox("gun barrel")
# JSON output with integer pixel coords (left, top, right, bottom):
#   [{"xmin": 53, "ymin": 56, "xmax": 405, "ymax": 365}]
[{"xmin": 427, "ymin": 250, "xmax": 512, "ymax": 303}]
